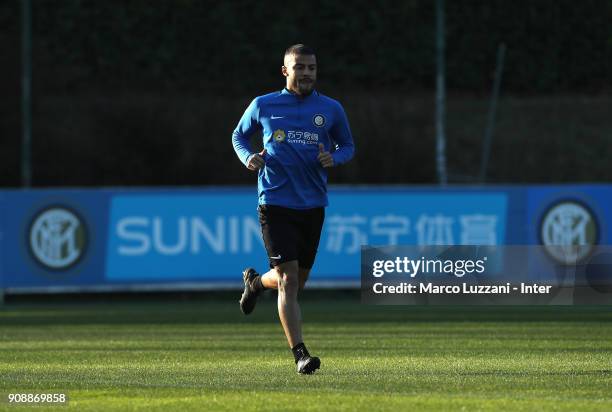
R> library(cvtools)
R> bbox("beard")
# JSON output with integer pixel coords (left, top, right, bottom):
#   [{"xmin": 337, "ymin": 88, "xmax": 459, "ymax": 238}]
[{"xmin": 297, "ymin": 79, "xmax": 315, "ymax": 94}]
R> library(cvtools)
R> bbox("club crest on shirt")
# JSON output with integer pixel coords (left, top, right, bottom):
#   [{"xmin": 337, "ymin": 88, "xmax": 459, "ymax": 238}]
[
  {"xmin": 273, "ymin": 129, "xmax": 286, "ymax": 142},
  {"xmin": 313, "ymin": 114, "xmax": 326, "ymax": 127}
]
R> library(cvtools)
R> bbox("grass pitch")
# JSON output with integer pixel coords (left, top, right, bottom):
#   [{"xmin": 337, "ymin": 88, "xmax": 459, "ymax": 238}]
[{"xmin": 0, "ymin": 295, "xmax": 611, "ymax": 411}]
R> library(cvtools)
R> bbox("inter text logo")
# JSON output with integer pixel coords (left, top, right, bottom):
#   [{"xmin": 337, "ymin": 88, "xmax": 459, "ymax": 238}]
[
  {"xmin": 540, "ymin": 200, "xmax": 597, "ymax": 264},
  {"xmin": 29, "ymin": 207, "xmax": 87, "ymax": 270}
]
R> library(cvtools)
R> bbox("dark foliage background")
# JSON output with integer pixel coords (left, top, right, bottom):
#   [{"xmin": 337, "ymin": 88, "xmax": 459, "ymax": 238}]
[{"xmin": 1, "ymin": 0, "xmax": 611, "ymax": 186}]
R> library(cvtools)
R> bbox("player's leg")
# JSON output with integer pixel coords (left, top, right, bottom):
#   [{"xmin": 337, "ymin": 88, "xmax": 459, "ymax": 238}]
[
  {"xmin": 239, "ymin": 205, "xmax": 320, "ymax": 373},
  {"xmin": 284, "ymin": 207, "xmax": 324, "ymax": 373},
  {"xmin": 260, "ymin": 269, "xmax": 279, "ymax": 289},
  {"xmin": 259, "ymin": 266, "xmax": 309, "ymax": 290},
  {"xmin": 275, "ymin": 259, "xmax": 302, "ymax": 347},
  {"xmin": 251, "ymin": 260, "xmax": 318, "ymax": 374},
  {"xmin": 275, "ymin": 259, "xmax": 319, "ymax": 374}
]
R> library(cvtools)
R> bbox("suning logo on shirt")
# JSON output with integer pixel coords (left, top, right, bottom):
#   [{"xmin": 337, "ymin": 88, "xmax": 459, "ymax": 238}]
[
  {"xmin": 287, "ymin": 131, "xmax": 319, "ymax": 145},
  {"xmin": 273, "ymin": 129, "xmax": 286, "ymax": 142},
  {"xmin": 273, "ymin": 129, "xmax": 319, "ymax": 145}
]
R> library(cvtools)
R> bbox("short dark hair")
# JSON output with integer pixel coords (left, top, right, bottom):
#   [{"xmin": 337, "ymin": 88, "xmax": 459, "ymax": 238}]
[{"xmin": 284, "ymin": 44, "xmax": 316, "ymax": 59}]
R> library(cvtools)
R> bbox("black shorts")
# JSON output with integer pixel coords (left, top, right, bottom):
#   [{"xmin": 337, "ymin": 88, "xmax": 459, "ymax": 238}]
[{"xmin": 258, "ymin": 204, "xmax": 325, "ymax": 269}]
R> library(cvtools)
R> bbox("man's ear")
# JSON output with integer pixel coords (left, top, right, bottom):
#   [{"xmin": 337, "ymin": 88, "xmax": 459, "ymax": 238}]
[{"xmin": 281, "ymin": 66, "xmax": 288, "ymax": 77}]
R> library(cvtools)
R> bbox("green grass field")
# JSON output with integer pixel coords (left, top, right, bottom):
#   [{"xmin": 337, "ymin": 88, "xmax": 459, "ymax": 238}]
[{"xmin": 1, "ymin": 295, "xmax": 611, "ymax": 411}]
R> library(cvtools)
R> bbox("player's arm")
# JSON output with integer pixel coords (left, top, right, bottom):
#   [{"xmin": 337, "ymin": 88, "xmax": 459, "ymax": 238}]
[
  {"xmin": 328, "ymin": 102, "xmax": 355, "ymax": 166},
  {"xmin": 232, "ymin": 98, "xmax": 266, "ymax": 170}
]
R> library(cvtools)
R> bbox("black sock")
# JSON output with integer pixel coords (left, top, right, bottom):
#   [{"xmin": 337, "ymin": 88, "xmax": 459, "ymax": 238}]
[
  {"xmin": 292, "ymin": 342, "xmax": 310, "ymax": 363},
  {"xmin": 252, "ymin": 275, "xmax": 265, "ymax": 293}
]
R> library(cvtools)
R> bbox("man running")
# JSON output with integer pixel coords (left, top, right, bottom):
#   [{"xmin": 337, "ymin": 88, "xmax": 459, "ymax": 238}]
[{"xmin": 231, "ymin": 44, "xmax": 355, "ymax": 374}]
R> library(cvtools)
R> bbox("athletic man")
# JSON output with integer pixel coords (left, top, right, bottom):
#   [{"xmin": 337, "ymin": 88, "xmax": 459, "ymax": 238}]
[{"xmin": 232, "ymin": 44, "xmax": 355, "ymax": 374}]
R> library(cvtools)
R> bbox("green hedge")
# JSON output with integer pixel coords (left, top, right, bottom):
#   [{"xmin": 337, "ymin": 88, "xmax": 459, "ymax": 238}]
[
  {"xmin": 21, "ymin": 0, "xmax": 611, "ymax": 94},
  {"xmin": 1, "ymin": 1, "xmax": 611, "ymax": 186}
]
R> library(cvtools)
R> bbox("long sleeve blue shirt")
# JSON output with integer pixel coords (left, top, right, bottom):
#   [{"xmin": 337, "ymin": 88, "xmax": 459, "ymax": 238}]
[{"xmin": 232, "ymin": 88, "xmax": 355, "ymax": 209}]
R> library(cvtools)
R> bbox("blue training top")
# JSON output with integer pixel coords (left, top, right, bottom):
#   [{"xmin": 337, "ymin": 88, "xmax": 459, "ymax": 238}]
[{"xmin": 232, "ymin": 88, "xmax": 355, "ymax": 209}]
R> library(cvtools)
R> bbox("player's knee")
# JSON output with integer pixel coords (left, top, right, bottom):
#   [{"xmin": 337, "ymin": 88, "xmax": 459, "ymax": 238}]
[{"xmin": 277, "ymin": 271, "xmax": 299, "ymax": 295}]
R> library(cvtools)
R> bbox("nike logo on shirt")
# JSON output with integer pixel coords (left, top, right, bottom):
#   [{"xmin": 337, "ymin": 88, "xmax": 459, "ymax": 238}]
[{"xmin": 271, "ymin": 115, "xmax": 285, "ymax": 119}]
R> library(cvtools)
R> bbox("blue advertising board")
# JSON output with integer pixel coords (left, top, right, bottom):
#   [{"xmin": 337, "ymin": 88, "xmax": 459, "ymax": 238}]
[
  {"xmin": 0, "ymin": 189, "xmax": 111, "ymax": 290},
  {"xmin": 0, "ymin": 185, "xmax": 609, "ymax": 292},
  {"xmin": 105, "ymin": 190, "xmax": 508, "ymax": 283}
]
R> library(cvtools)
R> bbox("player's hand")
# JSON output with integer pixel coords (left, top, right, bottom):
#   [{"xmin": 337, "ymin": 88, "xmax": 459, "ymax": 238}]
[
  {"xmin": 317, "ymin": 143, "xmax": 334, "ymax": 168},
  {"xmin": 247, "ymin": 149, "xmax": 267, "ymax": 171}
]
